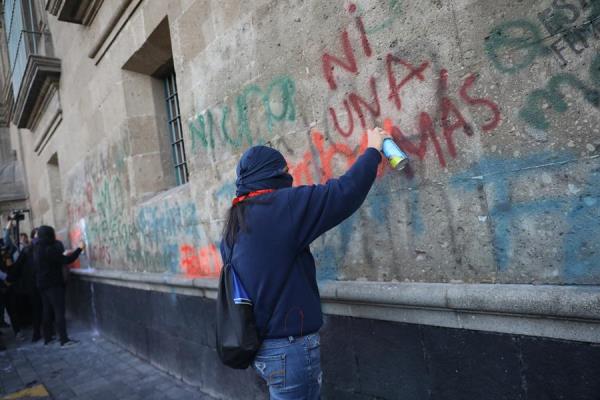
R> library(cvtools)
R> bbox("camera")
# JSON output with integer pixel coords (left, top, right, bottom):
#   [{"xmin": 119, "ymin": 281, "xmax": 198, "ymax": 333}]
[{"xmin": 8, "ymin": 209, "xmax": 30, "ymax": 222}]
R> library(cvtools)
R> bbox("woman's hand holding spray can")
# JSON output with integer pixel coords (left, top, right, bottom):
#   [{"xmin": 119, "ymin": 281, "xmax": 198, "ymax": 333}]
[{"xmin": 368, "ymin": 127, "xmax": 409, "ymax": 170}]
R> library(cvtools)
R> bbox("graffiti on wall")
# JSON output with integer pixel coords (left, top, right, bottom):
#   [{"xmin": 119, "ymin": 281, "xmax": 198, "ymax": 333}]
[
  {"xmin": 65, "ymin": 143, "xmax": 222, "ymax": 277},
  {"xmin": 471, "ymin": 2, "xmax": 600, "ymax": 280},
  {"xmin": 282, "ymin": 3, "xmax": 503, "ymax": 188},
  {"xmin": 452, "ymin": 151, "xmax": 600, "ymax": 282},
  {"xmin": 298, "ymin": 1, "xmax": 599, "ymax": 281},
  {"xmin": 322, "ymin": 4, "xmax": 501, "ymax": 169},
  {"xmin": 179, "ymin": 243, "xmax": 221, "ymax": 278},
  {"xmin": 354, "ymin": 0, "xmax": 403, "ymax": 34},
  {"xmin": 486, "ymin": 0, "xmax": 600, "ymax": 73},
  {"xmin": 188, "ymin": 76, "xmax": 296, "ymax": 151},
  {"xmin": 519, "ymin": 53, "xmax": 600, "ymax": 130},
  {"xmin": 486, "ymin": 1, "xmax": 600, "ymax": 130}
]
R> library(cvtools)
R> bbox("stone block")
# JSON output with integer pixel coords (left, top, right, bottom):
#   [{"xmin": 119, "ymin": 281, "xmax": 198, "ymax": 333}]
[{"xmin": 173, "ymin": 0, "xmax": 215, "ymax": 63}]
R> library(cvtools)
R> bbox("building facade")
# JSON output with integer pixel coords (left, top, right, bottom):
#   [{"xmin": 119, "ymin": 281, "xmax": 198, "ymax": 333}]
[{"xmin": 0, "ymin": 0, "xmax": 599, "ymax": 398}]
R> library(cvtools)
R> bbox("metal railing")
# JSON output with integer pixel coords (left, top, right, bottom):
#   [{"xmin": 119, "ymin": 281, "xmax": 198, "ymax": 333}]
[
  {"xmin": 4, "ymin": 0, "xmax": 54, "ymax": 101},
  {"xmin": 6, "ymin": 29, "xmax": 52, "ymax": 99}
]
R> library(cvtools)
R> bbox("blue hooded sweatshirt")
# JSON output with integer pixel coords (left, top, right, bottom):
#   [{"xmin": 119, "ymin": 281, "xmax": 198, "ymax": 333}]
[{"xmin": 221, "ymin": 145, "xmax": 381, "ymax": 339}]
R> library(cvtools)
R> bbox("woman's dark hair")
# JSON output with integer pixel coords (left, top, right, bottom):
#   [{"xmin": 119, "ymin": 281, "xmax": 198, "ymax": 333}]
[
  {"xmin": 222, "ymin": 203, "xmax": 248, "ymax": 248},
  {"xmin": 222, "ymin": 197, "xmax": 273, "ymax": 247},
  {"xmin": 36, "ymin": 225, "xmax": 56, "ymax": 245},
  {"xmin": 33, "ymin": 225, "xmax": 57, "ymax": 264}
]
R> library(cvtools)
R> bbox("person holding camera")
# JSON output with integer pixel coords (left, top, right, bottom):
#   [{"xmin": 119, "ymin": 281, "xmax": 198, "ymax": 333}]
[
  {"xmin": 4, "ymin": 211, "xmax": 29, "ymax": 260},
  {"xmin": 33, "ymin": 225, "xmax": 84, "ymax": 347}
]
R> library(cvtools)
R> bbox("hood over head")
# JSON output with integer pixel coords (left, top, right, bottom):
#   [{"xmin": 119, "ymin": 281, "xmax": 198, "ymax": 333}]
[{"xmin": 235, "ymin": 146, "xmax": 293, "ymax": 196}]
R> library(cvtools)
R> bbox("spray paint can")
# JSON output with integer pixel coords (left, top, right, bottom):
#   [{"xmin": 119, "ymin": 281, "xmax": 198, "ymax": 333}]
[{"xmin": 382, "ymin": 138, "xmax": 408, "ymax": 170}]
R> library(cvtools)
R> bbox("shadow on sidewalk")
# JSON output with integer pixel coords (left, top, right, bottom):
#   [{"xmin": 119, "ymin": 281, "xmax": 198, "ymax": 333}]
[{"xmin": 0, "ymin": 320, "xmax": 216, "ymax": 400}]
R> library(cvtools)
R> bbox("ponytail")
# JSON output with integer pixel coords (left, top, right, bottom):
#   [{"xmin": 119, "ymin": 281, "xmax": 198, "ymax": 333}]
[
  {"xmin": 221, "ymin": 195, "xmax": 274, "ymax": 247},
  {"xmin": 222, "ymin": 203, "xmax": 248, "ymax": 248}
]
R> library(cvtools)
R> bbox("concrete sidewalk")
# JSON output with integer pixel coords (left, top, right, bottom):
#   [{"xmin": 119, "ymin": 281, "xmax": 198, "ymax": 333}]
[{"xmin": 0, "ymin": 322, "xmax": 217, "ymax": 400}]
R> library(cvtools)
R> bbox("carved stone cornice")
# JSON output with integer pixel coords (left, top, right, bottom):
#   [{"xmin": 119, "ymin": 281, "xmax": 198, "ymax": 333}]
[
  {"xmin": 46, "ymin": 0, "xmax": 104, "ymax": 25},
  {"xmin": 12, "ymin": 55, "xmax": 61, "ymax": 129}
]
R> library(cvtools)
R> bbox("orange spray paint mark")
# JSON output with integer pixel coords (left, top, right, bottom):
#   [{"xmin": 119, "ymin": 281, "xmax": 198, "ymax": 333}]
[
  {"xmin": 288, "ymin": 151, "xmax": 314, "ymax": 186},
  {"xmin": 312, "ymin": 130, "xmax": 356, "ymax": 183},
  {"xmin": 180, "ymin": 243, "xmax": 222, "ymax": 278}
]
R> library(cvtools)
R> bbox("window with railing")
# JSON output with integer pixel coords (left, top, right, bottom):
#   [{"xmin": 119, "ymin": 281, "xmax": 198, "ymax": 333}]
[
  {"xmin": 3, "ymin": 0, "xmax": 51, "ymax": 98},
  {"xmin": 163, "ymin": 70, "xmax": 189, "ymax": 186},
  {"xmin": 121, "ymin": 17, "xmax": 186, "ymax": 197}
]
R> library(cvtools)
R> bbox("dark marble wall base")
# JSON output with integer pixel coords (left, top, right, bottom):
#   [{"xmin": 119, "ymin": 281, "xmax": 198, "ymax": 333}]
[{"xmin": 66, "ymin": 279, "xmax": 600, "ymax": 400}]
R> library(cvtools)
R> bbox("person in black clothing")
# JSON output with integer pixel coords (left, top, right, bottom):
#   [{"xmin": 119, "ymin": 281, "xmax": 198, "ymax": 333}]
[
  {"xmin": 2, "ymin": 222, "xmax": 31, "ymax": 340},
  {"xmin": 6, "ymin": 228, "xmax": 46, "ymax": 342},
  {"xmin": 0, "ymin": 238, "xmax": 10, "ymax": 329},
  {"xmin": 0, "ymin": 245, "xmax": 22, "ymax": 339},
  {"xmin": 33, "ymin": 226, "xmax": 84, "ymax": 347}
]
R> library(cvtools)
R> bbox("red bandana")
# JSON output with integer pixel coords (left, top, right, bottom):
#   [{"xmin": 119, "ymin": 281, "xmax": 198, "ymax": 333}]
[{"xmin": 232, "ymin": 189, "xmax": 275, "ymax": 206}]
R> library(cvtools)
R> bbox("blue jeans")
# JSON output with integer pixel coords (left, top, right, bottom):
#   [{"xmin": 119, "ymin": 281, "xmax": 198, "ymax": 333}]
[{"xmin": 253, "ymin": 333, "xmax": 322, "ymax": 399}]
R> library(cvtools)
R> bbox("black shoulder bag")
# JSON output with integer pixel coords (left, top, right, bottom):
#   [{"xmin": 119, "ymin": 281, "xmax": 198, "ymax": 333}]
[{"xmin": 216, "ymin": 243, "xmax": 294, "ymax": 369}]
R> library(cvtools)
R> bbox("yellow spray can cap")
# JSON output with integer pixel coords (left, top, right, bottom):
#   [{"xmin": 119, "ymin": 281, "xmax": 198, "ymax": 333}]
[{"xmin": 390, "ymin": 156, "xmax": 402, "ymax": 169}]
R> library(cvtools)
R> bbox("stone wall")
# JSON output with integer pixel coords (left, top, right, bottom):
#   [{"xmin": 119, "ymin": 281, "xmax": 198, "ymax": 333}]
[{"xmin": 23, "ymin": 0, "xmax": 597, "ymax": 285}]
